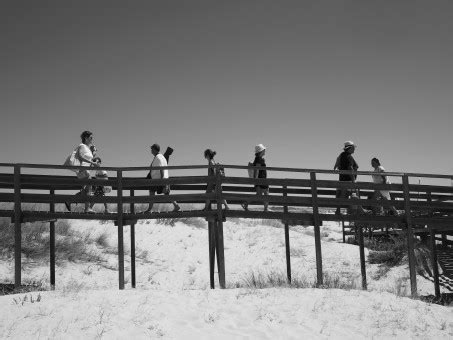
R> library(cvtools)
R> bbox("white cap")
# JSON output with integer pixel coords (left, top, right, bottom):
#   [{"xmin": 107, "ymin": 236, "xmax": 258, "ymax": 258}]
[
  {"xmin": 343, "ymin": 141, "xmax": 356, "ymax": 150},
  {"xmin": 255, "ymin": 144, "xmax": 267, "ymax": 154}
]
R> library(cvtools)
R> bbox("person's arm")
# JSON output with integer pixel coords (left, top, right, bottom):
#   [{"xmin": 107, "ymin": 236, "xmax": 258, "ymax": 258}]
[
  {"xmin": 334, "ymin": 155, "xmax": 340, "ymax": 170},
  {"xmin": 379, "ymin": 167, "xmax": 388, "ymax": 184},
  {"xmin": 78, "ymin": 145, "xmax": 99, "ymax": 166},
  {"xmin": 253, "ymin": 164, "xmax": 261, "ymax": 179}
]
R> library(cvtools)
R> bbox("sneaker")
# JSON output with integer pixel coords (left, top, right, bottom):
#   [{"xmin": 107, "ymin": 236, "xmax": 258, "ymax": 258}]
[
  {"xmin": 84, "ymin": 208, "xmax": 96, "ymax": 214},
  {"xmin": 65, "ymin": 202, "xmax": 71, "ymax": 212},
  {"xmin": 241, "ymin": 203, "xmax": 248, "ymax": 211},
  {"xmin": 173, "ymin": 205, "xmax": 181, "ymax": 212}
]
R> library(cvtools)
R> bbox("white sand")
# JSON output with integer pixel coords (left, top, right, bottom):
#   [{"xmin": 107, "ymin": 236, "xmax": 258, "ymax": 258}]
[{"xmin": 1, "ymin": 218, "xmax": 452, "ymax": 338}]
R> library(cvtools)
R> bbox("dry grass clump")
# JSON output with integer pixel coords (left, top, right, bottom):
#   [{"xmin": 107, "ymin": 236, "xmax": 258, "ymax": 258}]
[
  {"xmin": 233, "ymin": 271, "xmax": 358, "ymax": 290},
  {"xmin": 0, "ymin": 218, "xmax": 108, "ymax": 264},
  {"xmin": 366, "ymin": 233, "xmax": 433, "ymax": 276}
]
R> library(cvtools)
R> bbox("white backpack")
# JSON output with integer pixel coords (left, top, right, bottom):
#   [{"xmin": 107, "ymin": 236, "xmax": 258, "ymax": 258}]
[
  {"xmin": 247, "ymin": 161, "xmax": 255, "ymax": 178},
  {"xmin": 63, "ymin": 145, "xmax": 82, "ymax": 173}
]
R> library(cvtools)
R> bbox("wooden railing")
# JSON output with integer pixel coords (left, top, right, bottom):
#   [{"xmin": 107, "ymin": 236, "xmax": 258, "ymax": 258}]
[{"xmin": 0, "ymin": 163, "xmax": 452, "ymax": 297}]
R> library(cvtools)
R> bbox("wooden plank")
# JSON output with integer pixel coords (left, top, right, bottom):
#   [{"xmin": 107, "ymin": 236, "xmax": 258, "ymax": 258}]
[
  {"xmin": 50, "ymin": 189, "xmax": 56, "ymax": 290},
  {"xmin": 117, "ymin": 171, "xmax": 125, "ymax": 290},
  {"xmin": 283, "ymin": 186, "xmax": 291, "ymax": 283},
  {"xmin": 14, "ymin": 165, "xmax": 21, "ymax": 288},
  {"xmin": 403, "ymin": 175, "xmax": 418, "ymax": 297},
  {"xmin": 430, "ymin": 229, "xmax": 440, "ymax": 299},
  {"xmin": 130, "ymin": 189, "xmax": 136, "ymax": 289},
  {"xmin": 215, "ymin": 166, "xmax": 226, "ymax": 289},
  {"xmin": 358, "ymin": 226, "xmax": 367, "ymax": 290},
  {"xmin": 310, "ymin": 172, "xmax": 323, "ymax": 286}
]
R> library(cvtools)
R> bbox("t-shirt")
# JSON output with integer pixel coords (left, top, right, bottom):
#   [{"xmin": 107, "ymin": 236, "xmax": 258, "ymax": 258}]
[
  {"xmin": 77, "ymin": 144, "xmax": 93, "ymax": 167},
  {"xmin": 150, "ymin": 153, "xmax": 169, "ymax": 179},
  {"xmin": 372, "ymin": 166, "xmax": 390, "ymax": 184},
  {"xmin": 336, "ymin": 151, "xmax": 358, "ymax": 181},
  {"xmin": 253, "ymin": 155, "xmax": 267, "ymax": 179}
]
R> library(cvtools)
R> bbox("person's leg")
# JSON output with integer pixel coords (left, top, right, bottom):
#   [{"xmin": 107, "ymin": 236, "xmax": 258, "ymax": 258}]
[
  {"xmin": 222, "ymin": 199, "xmax": 229, "ymax": 210},
  {"xmin": 262, "ymin": 187, "xmax": 269, "ymax": 211},
  {"xmin": 335, "ymin": 187, "xmax": 349, "ymax": 214},
  {"xmin": 143, "ymin": 190, "xmax": 155, "ymax": 213},
  {"xmin": 380, "ymin": 191, "xmax": 398, "ymax": 215},
  {"xmin": 84, "ymin": 184, "xmax": 95, "ymax": 213},
  {"xmin": 172, "ymin": 201, "xmax": 180, "ymax": 212}
]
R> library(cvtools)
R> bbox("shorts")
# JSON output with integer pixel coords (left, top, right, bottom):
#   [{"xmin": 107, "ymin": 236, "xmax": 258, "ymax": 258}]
[
  {"xmin": 150, "ymin": 185, "xmax": 169, "ymax": 195},
  {"xmin": 377, "ymin": 190, "xmax": 391, "ymax": 200}
]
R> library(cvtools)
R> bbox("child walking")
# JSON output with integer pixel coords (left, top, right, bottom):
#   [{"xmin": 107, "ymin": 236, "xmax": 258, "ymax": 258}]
[
  {"xmin": 91, "ymin": 157, "xmax": 112, "ymax": 213},
  {"xmin": 371, "ymin": 157, "xmax": 398, "ymax": 216},
  {"xmin": 203, "ymin": 149, "xmax": 229, "ymax": 210}
]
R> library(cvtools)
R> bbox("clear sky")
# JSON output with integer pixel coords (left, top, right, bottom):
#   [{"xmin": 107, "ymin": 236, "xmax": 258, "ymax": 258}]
[{"xmin": 1, "ymin": 0, "xmax": 452, "ymax": 176}]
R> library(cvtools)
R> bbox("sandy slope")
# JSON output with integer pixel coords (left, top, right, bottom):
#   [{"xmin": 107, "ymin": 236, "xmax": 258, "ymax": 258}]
[
  {"xmin": 1, "ymin": 218, "xmax": 452, "ymax": 338},
  {"xmin": 1, "ymin": 288, "xmax": 452, "ymax": 339}
]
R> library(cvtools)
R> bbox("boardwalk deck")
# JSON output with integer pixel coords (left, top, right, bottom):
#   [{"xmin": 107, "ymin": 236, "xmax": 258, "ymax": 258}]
[{"xmin": 0, "ymin": 163, "xmax": 452, "ymax": 297}]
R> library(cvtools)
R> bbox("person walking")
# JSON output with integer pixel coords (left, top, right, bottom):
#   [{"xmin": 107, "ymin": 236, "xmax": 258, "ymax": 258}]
[
  {"xmin": 142, "ymin": 143, "xmax": 180, "ymax": 213},
  {"xmin": 334, "ymin": 141, "xmax": 359, "ymax": 215},
  {"xmin": 65, "ymin": 130, "xmax": 100, "ymax": 213},
  {"xmin": 242, "ymin": 144, "xmax": 269, "ymax": 212},
  {"xmin": 90, "ymin": 156, "xmax": 112, "ymax": 213},
  {"xmin": 203, "ymin": 149, "xmax": 229, "ymax": 211},
  {"xmin": 371, "ymin": 157, "xmax": 398, "ymax": 215}
]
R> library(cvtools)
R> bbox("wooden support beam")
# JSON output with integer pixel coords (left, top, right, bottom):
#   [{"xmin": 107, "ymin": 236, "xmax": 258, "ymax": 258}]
[
  {"xmin": 358, "ymin": 226, "xmax": 367, "ymax": 290},
  {"xmin": 310, "ymin": 172, "xmax": 323, "ymax": 286},
  {"xmin": 441, "ymin": 233, "xmax": 447, "ymax": 247},
  {"xmin": 130, "ymin": 189, "xmax": 136, "ymax": 289},
  {"xmin": 215, "ymin": 166, "xmax": 226, "ymax": 289},
  {"xmin": 50, "ymin": 189, "xmax": 56, "ymax": 290},
  {"xmin": 208, "ymin": 219, "xmax": 216, "ymax": 289},
  {"xmin": 429, "ymin": 228, "xmax": 440, "ymax": 299},
  {"xmin": 403, "ymin": 175, "xmax": 418, "ymax": 297},
  {"xmin": 117, "ymin": 170, "xmax": 125, "ymax": 290},
  {"xmin": 283, "ymin": 186, "xmax": 291, "ymax": 283},
  {"xmin": 342, "ymin": 221, "xmax": 345, "ymax": 243},
  {"xmin": 14, "ymin": 165, "xmax": 21, "ymax": 288}
]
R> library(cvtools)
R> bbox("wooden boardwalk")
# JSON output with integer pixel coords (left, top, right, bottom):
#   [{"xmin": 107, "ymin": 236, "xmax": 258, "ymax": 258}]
[{"xmin": 1, "ymin": 162, "xmax": 452, "ymax": 297}]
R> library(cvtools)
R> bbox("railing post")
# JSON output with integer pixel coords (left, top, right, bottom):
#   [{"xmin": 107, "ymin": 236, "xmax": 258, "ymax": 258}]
[
  {"xmin": 402, "ymin": 175, "xmax": 417, "ymax": 297},
  {"xmin": 358, "ymin": 225, "xmax": 367, "ymax": 290},
  {"xmin": 215, "ymin": 164, "xmax": 226, "ymax": 289},
  {"xmin": 429, "ymin": 228, "xmax": 440, "ymax": 299},
  {"xmin": 310, "ymin": 172, "xmax": 323, "ymax": 286},
  {"xmin": 208, "ymin": 218, "xmax": 216, "ymax": 289},
  {"xmin": 117, "ymin": 170, "xmax": 124, "ymax": 290},
  {"xmin": 14, "ymin": 165, "xmax": 21, "ymax": 288},
  {"xmin": 50, "ymin": 189, "xmax": 56, "ymax": 290},
  {"xmin": 130, "ymin": 189, "xmax": 136, "ymax": 289},
  {"xmin": 283, "ymin": 185, "xmax": 291, "ymax": 283}
]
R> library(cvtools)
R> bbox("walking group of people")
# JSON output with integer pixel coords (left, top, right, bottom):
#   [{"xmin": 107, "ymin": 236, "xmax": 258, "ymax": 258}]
[
  {"xmin": 334, "ymin": 140, "xmax": 398, "ymax": 215},
  {"xmin": 66, "ymin": 131, "xmax": 396, "ymax": 215}
]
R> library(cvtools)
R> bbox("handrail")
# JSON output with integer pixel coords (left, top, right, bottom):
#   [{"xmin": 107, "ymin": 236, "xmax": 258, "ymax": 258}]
[{"xmin": 0, "ymin": 162, "xmax": 451, "ymax": 180}]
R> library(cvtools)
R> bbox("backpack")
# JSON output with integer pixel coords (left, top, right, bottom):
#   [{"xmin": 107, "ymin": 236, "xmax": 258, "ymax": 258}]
[
  {"xmin": 247, "ymin": 161, "xmax": 254, "ymax": 178},
  {"xmin": 213, "ymin": 161, "xmax": 225, "ymax": 177},
  {"xmin": 63, "ymin": 145, "xmax": 82, "ymax": 173}
]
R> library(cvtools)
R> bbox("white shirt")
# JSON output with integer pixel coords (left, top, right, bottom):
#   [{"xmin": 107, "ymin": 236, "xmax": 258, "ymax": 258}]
[
  {"xmin": 372, "ymin": 166, "xmax": 390, "ymax": 184},
  {"xmin": 77, "ymin": 144, "xmax": 93, "ymax": 167},
  {"xmin": 150, "ymin": 153, "xmax": 169, "ymax": 179}
]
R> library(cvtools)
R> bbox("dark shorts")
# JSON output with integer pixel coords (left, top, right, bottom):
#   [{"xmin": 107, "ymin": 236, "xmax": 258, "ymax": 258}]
[{"xmin": 150, "ymin": 185, "xmax": 169, "ymax": 195}]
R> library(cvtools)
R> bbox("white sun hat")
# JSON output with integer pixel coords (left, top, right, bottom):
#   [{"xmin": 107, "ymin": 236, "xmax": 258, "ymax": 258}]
[
  {"xmin": 255, "ymin": 144, "xmax": 267, "ymax": 154},
  {"xmin": 343, "ymin": 141, "xmax": 356, "ymax": 150}
]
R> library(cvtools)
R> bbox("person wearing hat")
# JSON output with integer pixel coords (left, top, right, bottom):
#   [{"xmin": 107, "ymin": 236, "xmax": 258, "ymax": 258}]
[
  {"xmin": 142, "ymin": 143, "xmax": 180, "ymax": 213},
  {"xmin": 242, "ymin": 144, "xmax": 269, "ymax": 211},
  {"xmin": 334, "ymin": 141, "xmax": 359, "ymax": 214}
]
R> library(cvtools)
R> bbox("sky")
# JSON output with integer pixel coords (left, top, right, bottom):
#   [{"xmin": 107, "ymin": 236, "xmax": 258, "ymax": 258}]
[{"xmin": 1, "ymin": 0, "xmax": 452, "ymax": 178}]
